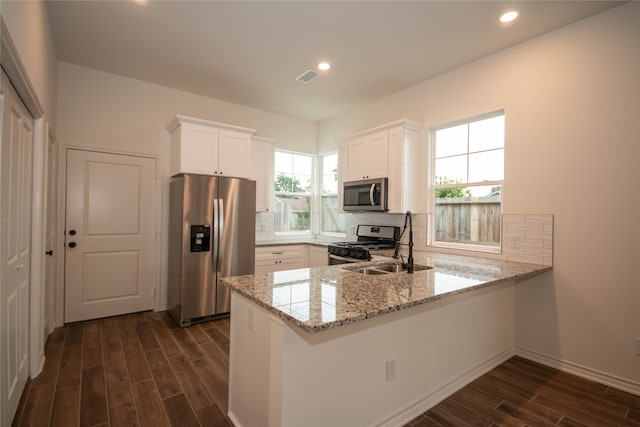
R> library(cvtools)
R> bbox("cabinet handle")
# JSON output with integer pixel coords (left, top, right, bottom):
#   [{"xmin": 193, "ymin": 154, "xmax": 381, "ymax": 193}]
[{"xmin": 272, "ymin": 251, "xmax": 284, "ymax": 255}]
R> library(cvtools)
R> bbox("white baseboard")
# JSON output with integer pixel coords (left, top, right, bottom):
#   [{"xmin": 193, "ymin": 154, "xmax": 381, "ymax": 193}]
[
  {"xmin": 516, "ymin": 346, "xmax": 640, "ymax": 396},
  {"xmin": 227, "ymin": 411, "xmax": 242, "ymax": 427},
  {"xmin": 374, "ymin": 347, "xmax": 515, "ymax": 427}
]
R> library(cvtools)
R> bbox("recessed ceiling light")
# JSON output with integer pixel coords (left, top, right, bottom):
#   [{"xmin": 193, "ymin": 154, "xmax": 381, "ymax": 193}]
[
  {"xmin": 499, "ymin": 10, "xmax": 519, "ymax": 23},
  {"xmin": 318, "ymin": 62, "xmax": 331, "ymax": 71}
]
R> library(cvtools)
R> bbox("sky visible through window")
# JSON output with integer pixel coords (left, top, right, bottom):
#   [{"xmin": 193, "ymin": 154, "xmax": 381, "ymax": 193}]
[{"xmin": 434, "ymin": 114, "xmax": 504, "ymax": 195}]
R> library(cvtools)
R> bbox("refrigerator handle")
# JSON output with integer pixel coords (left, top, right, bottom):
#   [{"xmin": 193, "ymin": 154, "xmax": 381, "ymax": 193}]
[
  {"xmin": 213, "ymin": 198, "xmax": 220, "ymax": 273},
  {"xmin": 218, "ymin": 198, "xmax": 224, "ymax": 273}
]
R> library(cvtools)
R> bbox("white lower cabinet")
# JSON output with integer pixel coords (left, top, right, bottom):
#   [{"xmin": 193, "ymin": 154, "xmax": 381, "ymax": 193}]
[
  {"xmin": 307, "ymin": 245, "xmax": 329, "ymax": 267},
  {"xmin": 255, "ymin": 245, "xmax": 306, "ymax": 274},
  {"xmin": 255, "ymin": 244, "xmax": 329, "ymax": 273}
]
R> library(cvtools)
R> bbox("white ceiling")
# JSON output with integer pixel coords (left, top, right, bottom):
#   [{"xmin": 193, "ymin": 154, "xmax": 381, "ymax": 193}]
[{"xmin": 46, "ymin": 1, "xmax": 621, "ymax": 122}]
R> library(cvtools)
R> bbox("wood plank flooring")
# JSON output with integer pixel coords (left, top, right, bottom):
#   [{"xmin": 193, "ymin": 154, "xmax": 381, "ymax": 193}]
[
  {"xmin": 406, "ymin": 356, "xmax": 640, "ymax": 426},
  {"xmin": 11, "ymin": 311, "xmax": 232, "ymax": 427},
  {"xmin": 11, "ymin": 311, "xmax": 640, "ymax": 426}
]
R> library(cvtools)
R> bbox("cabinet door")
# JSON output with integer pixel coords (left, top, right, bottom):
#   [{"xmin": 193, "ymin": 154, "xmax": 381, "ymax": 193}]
[
  {"xmin": 178, "ymin": 125, "xmax": 219, "ymax": 175},
  {"xmin": 347, "ymin": 137, "xmax": 367, "ymax": 181},
  {"xmin": 218, "ymin": 129, "xmax": 250, "ymax": 178},
  {"xmin": 307, "ymin": 246, "xmax": 328, "ymax": 267},
  {"xmin": 347, "ymin": 131, "xmax": 388, "ymax": 180},
  {"xmin": 250, "ymin": 139, "xmax": 274, "ymax": 212}
]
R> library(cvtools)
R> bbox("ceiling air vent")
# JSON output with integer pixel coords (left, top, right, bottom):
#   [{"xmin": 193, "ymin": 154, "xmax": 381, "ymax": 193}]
[{"xmin": 296, "ymin": 69, "xmax": 320, "ymax": 84}]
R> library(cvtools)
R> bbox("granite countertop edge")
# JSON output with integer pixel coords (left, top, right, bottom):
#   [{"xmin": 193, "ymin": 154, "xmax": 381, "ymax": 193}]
[{"xmin": 225, "ymin": 255, "xmax": 552, "ymax": 334}]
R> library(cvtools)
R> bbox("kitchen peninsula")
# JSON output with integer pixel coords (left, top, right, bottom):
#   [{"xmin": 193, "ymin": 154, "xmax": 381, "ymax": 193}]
[{"xmin": 223, "ymin": 252, "xmax": 551, "ymax": 427}]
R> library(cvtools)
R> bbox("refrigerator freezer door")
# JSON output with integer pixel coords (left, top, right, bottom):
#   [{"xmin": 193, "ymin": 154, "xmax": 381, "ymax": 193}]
[
  {"xmin": 179, "ymin": 174, "xmax": 217, "ymax": 321},
  {"xmin": 216, "ymin": 177, "xmax": 256, "ymax": 313}
]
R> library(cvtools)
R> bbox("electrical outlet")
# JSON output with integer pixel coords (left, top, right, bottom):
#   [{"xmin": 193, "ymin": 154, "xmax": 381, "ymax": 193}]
[{"xmin": 386, "ymin": 360, "xmax": 396, "ymax": 381}]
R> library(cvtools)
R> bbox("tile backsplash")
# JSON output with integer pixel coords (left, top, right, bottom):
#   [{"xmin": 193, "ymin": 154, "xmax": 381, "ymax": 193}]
[
  {"xmin": 501, "ymin": 214, "xmax": 554, "ymax": 266},
  {"xmin": 256, "ymin": 211, "xmax": 553, "ymax": 266}
]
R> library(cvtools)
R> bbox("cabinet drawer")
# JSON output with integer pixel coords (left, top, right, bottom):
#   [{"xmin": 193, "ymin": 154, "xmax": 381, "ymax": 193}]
[
  {"xmin": 255, "ymin": 258, "xmax": 305, "ymax": 274},
  {"xmin": 255, "ymin": 245, "xmax": 305, "ymax": 261}
]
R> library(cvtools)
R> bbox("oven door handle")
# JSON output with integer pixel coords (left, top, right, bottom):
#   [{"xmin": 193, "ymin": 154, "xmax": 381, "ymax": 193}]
[{"xmin": 329, "ymin": 254, "xmax": 362, "ymax": 263}]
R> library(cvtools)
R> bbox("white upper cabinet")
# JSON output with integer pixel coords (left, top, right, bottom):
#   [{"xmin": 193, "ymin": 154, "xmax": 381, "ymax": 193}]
[
  {"xmin": 250, "ymin": 136, "xmax": 274, "ymax": 212},
  {"xmin": 387, "ymin": 125, "xmax": 426, "ymax": 214},
  {"xmin": 346, "ymin": 130, "xmax": 389, "ymax": 181},
  {"xmin": 342, "ymin": 120, "xmax": 425, "ymax": 214},
  {"xmin": 168, "ymin": 115, "xmax": 256, "ymax": 178}
]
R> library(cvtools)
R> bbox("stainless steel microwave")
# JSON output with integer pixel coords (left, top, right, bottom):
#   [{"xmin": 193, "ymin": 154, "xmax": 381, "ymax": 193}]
[{"xmin": 343, "ymin": 178, "xmax": 388, "ymax": 212}]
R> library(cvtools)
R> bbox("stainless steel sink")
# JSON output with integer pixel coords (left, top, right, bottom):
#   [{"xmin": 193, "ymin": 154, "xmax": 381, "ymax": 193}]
[{"xmin": 344, "ymin": 262, "xmax": 432, "ymax": 275}]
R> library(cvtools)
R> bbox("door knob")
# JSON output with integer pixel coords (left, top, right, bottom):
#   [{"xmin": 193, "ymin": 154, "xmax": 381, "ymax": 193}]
[
  {"xmin": 45, "ymin": 250, "xmax": 53, "ymax": 256},
  {"xmin": 69, "ymin": 229, "xmax": 76, "ymax": 235},
  {"xmin": 68, "ymin": 242, "xmax": 77, "ymax": 248}
]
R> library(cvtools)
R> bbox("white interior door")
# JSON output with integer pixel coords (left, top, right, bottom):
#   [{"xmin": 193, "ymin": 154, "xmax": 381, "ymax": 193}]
[
  {"xmin": 64, "ymin": 149, "xmax": 157, "ymax": 323},
  {"xmin": 1, "ymin": 71, "xmax": 34, "ymax": 426}
]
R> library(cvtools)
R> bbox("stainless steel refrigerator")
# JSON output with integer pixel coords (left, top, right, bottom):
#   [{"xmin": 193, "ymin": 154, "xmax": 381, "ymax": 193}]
[{"xmin": 168, "ymin": 173, "xmax": 255, "ymax": 326}]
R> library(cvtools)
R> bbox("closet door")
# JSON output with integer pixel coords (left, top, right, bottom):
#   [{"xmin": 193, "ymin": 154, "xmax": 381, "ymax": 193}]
[{"xmin": 1, "ymin": 70, "xmax": 34, "ymax": 426}]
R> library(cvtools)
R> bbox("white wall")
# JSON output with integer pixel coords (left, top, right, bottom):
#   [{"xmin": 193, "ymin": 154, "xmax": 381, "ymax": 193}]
[
  {"xmin": 318, "ymin": 3, "xmax": 640, "ymax": 388},
  {"xmin": 56, "ymin": 62, "xmax": 318, "ymax": 309},
  {"xmin": 1, "ymin": 0, "xmax": 58, "ymax": 129}
]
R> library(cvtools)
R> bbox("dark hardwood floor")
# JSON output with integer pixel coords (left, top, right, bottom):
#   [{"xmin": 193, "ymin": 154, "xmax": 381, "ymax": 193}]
[
  {"xmin": 11, "ymin": 311, "xmax": 232, "ymax": 427},
  {"xmin": 11, "ymin": 311, "xmax": 640, "ymax": 426},
  {"xmin": 406, "ymin": 356, "xmax": 640, "ymax": 427}
]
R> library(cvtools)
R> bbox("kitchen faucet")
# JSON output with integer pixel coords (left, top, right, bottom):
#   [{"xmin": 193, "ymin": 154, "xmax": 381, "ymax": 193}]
[{"xmin": 393, "ymin": 211, "xmax": 414, "ymax": 273}]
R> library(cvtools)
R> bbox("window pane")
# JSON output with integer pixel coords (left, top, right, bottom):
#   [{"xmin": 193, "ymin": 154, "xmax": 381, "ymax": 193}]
[
  {"xmin": 320, "ymin": 153, "xmax": 346, "ymax": 234},
  {"xmin": 322, "ymin": 154, "xmax": 338, "ymax": 176},
  {"xmin": 321, "ymin": 195, "xmax": 347, "ymax": 233},
  {"xmin": 435, "ymin": 155, "xmax": 467, "ymax": 183},
  {"xmin": 468, "ymin": 149, "xmax": 504, "ymax": 182},
  {"xmin": 469, "ymin": 115, "xmax": 504, "ymax": 152},
  {"xmin": 434, "ymin": 185, "xmax": 501, "ymax": 247},
  {"xmin": 431, "ymin": 111, "xmax": 504, "ymax": 249},
  {"xmin": 274, "ymin": 151, "xmax": 292, "ymax": 175},
  {"xmin": 293, "ymin": 173, "xmax": 311, "ymax": 192},
  {"xmin": 275, "ymin": 150, "xmax": 313, "ymax": 233},
  {"xmin": 274, "ymin": 194, "xmax": 310, "ymax": 231},
  {"xmin": 292, "ymin": 154, "xmax": 312, "ymax": 175},
  {"xmin": 435, "ymin": 124, "xmax": 468, "ymax": 158},
  {"xmin": 322, "ymin": 174, "xmax": 338, "ymax": 194}
]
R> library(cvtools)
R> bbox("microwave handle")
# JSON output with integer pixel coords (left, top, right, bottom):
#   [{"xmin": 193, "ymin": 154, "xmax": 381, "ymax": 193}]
[{"xmin": 369, "ymin": 183, "xmax": 376, "ymax": 205}]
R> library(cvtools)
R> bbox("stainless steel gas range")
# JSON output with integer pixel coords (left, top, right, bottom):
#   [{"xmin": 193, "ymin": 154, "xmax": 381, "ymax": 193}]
[{"xmin": 328, "ymin": 225, "xmax": 400, "ymax": 265}]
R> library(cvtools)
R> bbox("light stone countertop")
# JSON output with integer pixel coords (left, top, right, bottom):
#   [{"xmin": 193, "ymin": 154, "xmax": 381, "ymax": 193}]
[
  {"xmin": 222, "ymin": 251, "xmax": 552, "ymax": 333},
  {"xmin": 255, "ymin": 236, "xmax": 344, "ymax": 247}
]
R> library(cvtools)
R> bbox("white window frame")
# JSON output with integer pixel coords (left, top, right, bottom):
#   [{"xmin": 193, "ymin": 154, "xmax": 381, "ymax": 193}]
[
  {"xmin": 273, "ymin": 149, "xmax": 315, "ymax": 236},
  {"xmin": 428, "ymin": 110, "xmax": 504, "ymax": 253},
  {"xmin": 317, "ymin": 152, "xmax": 347, "ymax": 238}
]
